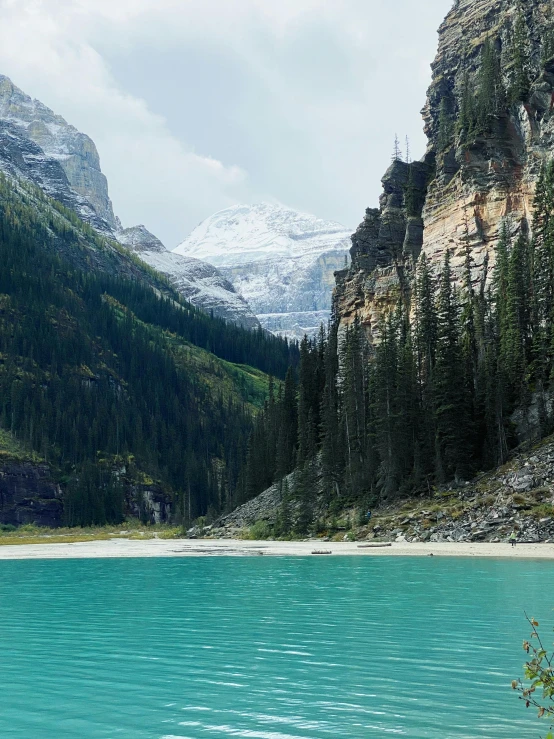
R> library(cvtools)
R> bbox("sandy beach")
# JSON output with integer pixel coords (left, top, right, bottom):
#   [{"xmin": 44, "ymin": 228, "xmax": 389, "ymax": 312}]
[{"xmin": 0, "ymin": 538, "xmax": 554, "ymax": 559}]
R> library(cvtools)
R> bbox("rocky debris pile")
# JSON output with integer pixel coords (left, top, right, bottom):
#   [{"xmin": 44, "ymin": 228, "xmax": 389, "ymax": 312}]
[
  {"xmin": 366, "ymin": 439, "xmax": 554, "ymax": 544},
  {"xmin": 204, "ymin": 482, "xmax": 285, "ymax": 538},
  {"xmin": 193, "ymin": 436, "xmax": 554, "ymax": 543}
]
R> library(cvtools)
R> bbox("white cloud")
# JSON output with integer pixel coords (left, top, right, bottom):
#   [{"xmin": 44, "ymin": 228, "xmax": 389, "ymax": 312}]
[
  {"xmin": 0, "ymin": 0, "xmax": 453, "ymax": 245},
  {"xmin": 0, "ymin": 0, "xmax": 254, "ymax": 245}
]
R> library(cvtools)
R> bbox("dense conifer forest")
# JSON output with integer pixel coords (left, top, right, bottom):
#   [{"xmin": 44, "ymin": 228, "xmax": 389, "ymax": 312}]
[
  {"xmin": 5, "ymin": 5, "xmax": 554, "ymax": 532},
  {"xmin": 0, "ymin": 174, "xmax": 297, "ymax": 525},
  {"xmin": 243, "ymin": 162, "xmax": 554, "ymax": 534}
]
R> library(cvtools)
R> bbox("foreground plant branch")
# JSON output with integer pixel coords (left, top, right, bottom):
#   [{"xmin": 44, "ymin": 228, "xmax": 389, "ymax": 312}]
[{"xmin": 512, "ymin": 613, "xmax": 554, "ymax": 738}]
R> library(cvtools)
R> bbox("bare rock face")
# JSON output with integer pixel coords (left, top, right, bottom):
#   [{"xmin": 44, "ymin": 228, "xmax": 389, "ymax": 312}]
[
  {"xmin": 335, "ymin": 0, "xmax": 554, "ymax": 339},
  {"xmin": 0, "ymin": 462, "xmax": 63, "ymax": 527},
  {"xmin": 335, "ymin": 159, "xmax": 431, "ymax": 342},
  {"xmin": 0, "ymin": 75, "xmax": 117, "ymax": 230},
  {"xmin": 118, "ymin": 225, "xmax": 166, "ymax": 253}
]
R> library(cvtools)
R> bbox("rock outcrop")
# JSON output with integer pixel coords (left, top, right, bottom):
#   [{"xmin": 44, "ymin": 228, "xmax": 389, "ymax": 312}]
[
  {"xmin": 335, "ymin": 160, "xmax": 431, "ymax": 342},
  {"xmin": 335, "ymin": 0, "xmax": 554, "ymax": 339},
  {"xmin": 118, "ymin": 225, "xmax": 166, "ymax": 253},
  {"xmin": 0, "ymin": 75, "xmax": 117, "ymax": 230},
  {"xmin": 0, "ymin": 462, "xmax": 63, "ymax": 527}
]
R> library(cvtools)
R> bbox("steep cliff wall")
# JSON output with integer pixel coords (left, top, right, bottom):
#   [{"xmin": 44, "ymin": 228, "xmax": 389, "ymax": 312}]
[
  {"xmin": 336, "ymin": 0, "xmax": 554, "ymax": 339},
  {"xmin": 0, "ymin": 75, "xmax": 117, "ymax": 229}
]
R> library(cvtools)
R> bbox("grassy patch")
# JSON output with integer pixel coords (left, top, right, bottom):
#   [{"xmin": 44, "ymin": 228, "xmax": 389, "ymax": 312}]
[
  {"xmin": 0, "ymin": 429, "xmax": 42, "ymax": 463},
  {"xmin": 0, "ymin": 522, "xmax": 182, "ymax": 546},
  {"xmin": 530, "ymin": 504, "xmax": 554, "ymax": 520}
]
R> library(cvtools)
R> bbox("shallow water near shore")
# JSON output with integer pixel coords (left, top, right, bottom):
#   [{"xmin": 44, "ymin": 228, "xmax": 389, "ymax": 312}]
[{"xmin": 0, "ymin": 557, "xmax": 550, "ymax": 738}]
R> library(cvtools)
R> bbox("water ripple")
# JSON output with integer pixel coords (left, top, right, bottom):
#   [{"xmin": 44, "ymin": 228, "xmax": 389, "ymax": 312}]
[{"xmin": 0, "ymin": 557, "xmax": 550, "ymax": 738}]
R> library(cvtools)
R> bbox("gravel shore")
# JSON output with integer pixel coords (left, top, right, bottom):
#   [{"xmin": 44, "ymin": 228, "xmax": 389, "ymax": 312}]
[{"xmin": 1, "ymin": 538, "xmax": 554, "ymax": 559}]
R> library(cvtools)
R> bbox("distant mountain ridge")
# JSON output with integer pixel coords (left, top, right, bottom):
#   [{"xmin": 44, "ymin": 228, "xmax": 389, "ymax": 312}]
[
  {"xmin": 174, "ymin": 203, "xmax": 352, "ymax": 339},
  {"xmin": 118, "ymin": 226, "xmax": 259, "ymax": 329},
  {"xmin": 0, "ymin": 75, "xmax": 259, "ymax": 328}
]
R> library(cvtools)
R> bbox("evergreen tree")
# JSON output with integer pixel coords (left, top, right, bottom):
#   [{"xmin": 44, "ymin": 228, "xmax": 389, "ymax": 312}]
[
  {"xmin": 502, "ymin": 231, "xmax": 530, "ymax": 402},
  {"xmin": 320, "ymin": 325, "xmax": 344, "ymax": 501},
  {"xmin": 458, "ymin": 71, "xmax": 477, "ymax": 143},
  {"xmin": 275, "ymin": 368, "xmax": 298, "ymax": 479},
  {"xmin": 341, "ymin": 320, "xmax": 370, "ymax": 495},
  {"xmin": 476, "ymin": 37, "xmax": 505, "ymax": 130},
  {"xmin": 275, "ymin": 478, "xmax": 292, "ymax": 537},
  {"xmin": 293, "ymin": 461, "xmax": 316, "ymax": 535},
  {"xmin": 297, "ymin": 336, "xmax": 320, "ymax": 465},
  {"xmin": 508, "ymin": 5, "xmax": 531, "ymax": 104},
  {"xmin": 433, "ymin": 252, "xmax": 472, "ymax": 481},
  {"xmin": 392, "ymin": 134, "xmax": 402, "ymax": 162}
]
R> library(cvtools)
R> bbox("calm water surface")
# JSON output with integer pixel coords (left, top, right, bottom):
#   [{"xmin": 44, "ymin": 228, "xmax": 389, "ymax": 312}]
[{"xmin": 0, "ymin": 556, "xmax": 551, "ymax": 738}]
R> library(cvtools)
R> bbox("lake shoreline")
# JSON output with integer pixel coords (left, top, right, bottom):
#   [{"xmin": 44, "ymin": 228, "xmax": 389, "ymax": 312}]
[{"xmin": 1, "ymin": 538, "xmax": 554, "ymax": 559}]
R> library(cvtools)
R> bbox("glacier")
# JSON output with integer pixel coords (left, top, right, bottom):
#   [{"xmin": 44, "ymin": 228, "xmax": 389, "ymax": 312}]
[{"xmin": 174, "ymin": 203, "xmax": 352, "ymax": 340}]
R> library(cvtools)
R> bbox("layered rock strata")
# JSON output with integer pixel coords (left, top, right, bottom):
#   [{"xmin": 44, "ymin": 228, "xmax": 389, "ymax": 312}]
[{"xmin": 335, "ymin": 0, "xmax": 554, "ymax": 338}]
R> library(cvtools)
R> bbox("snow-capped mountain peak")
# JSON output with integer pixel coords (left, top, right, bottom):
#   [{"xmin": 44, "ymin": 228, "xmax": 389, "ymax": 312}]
[
  {"xmin": 174, "ymin": 202, "xmax": 352, "ymax": 267},
  {"xmin": 174, "ymin": 203, "xmax": 353, "ymax": 339}
]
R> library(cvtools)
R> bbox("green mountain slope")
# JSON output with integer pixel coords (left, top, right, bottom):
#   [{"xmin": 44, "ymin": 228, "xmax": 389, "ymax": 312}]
[{"xmin": 0, "ymin": 173, "xmax": 296, "ymax": 526}]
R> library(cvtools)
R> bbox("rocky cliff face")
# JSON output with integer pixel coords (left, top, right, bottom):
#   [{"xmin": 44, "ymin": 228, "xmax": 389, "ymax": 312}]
[
  {"xmin": 335, "ymin": 0, "xmax": 554, "ymax": 339},
  {"xmin": 0, "ymin": 462, "xmax": 63, "ymax": 527},
  {"xmin": 0, "ymin": 75, "xmax": 117, "ymax": 230}
]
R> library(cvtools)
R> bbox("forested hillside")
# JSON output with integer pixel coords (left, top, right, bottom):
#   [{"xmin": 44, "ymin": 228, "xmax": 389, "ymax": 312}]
[
  {"xmin": 0, "ymin": 173, "xmax": 297, "ymax": 526},
  {"xmin": 242, "ymin": 161, "xmax": 554, "ymax": 535}
]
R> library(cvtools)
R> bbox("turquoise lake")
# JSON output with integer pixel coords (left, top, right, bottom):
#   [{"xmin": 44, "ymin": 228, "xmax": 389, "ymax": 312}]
[{"xmin": 0, "ymin": 556, "xmax": 551, "ymax": 738}]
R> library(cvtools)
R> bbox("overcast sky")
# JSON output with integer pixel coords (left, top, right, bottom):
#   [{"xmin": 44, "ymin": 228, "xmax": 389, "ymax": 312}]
[{"xmin": 0, "ymin": 0, "xmax": 452, "ymax": 247}]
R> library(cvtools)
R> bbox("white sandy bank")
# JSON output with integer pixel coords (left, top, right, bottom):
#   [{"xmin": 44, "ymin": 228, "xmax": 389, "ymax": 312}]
[{"xmin": 0, "ymin": 538, "xmax": 554, "ymax": 560}]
